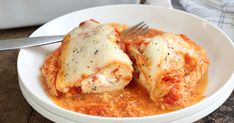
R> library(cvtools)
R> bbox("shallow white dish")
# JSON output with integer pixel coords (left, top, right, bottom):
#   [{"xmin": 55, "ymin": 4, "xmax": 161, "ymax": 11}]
[
  {"xmin": 17, "ymin": 5, "xmax": 234, "ymax": 123},
  {"xmin": 19, "ymin": 80, "xmax": 74, "ymax": 123},
  {"xmin": 18, "ymin": 77, "xmax": 234, "ymax": 123}
]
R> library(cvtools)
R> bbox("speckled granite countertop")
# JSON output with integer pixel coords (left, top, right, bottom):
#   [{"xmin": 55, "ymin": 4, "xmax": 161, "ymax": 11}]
[{"xmin": 0, "ymin": 26, "xmax": 233, "ymax": 123}]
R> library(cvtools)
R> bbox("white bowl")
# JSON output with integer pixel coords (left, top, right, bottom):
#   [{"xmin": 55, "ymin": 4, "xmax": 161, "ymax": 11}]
[
  {"xmin": 18, "ymin": 79, "xmax": 74, "ymax": 123},
  {"xmin": 17, "ymin": 5, "xmax": 234, "ymax": 123},
  {"xmin": 18, "ymin": 77, "xmax": 234, "ymax": 123}
]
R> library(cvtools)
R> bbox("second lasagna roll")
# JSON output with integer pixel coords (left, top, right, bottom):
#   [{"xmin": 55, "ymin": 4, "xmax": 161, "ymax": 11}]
[
  {"xmin": 55, "ymin": 20, "xmax": 133, "ymax": 93},
  {"xmin": 127, "ymin": 33, "xmax": 209, "ymax": 107}
]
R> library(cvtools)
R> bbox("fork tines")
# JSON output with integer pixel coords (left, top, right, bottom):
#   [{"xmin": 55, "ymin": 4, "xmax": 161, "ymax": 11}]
[{"xmin": 121, "ymin": 21, "xmax": 149, "ymax": 39}]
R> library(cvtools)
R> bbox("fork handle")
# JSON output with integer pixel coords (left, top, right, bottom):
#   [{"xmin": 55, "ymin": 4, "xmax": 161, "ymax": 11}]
[{"xmin": 0, "ymin": 35, "xmax": 64, "ymax": 51}]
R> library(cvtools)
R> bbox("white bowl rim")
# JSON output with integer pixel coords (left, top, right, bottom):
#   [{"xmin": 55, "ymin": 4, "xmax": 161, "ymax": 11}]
[
  {"xmin": 17, "ymin": 4, "xmax": 234, "ymax": 121},
  {"xmin": 18, "ymin": 77, "xmax": 234, "ymax": 123}
]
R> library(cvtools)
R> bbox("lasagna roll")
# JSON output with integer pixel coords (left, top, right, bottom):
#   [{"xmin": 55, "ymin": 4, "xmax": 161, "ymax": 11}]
[
  {"xmin": 41, "ymin": 20, "xmax": 133, "ymax": 96},
  {"xmin": 127, "ymin": 33, "xmax": 209, "ymax": 107}
]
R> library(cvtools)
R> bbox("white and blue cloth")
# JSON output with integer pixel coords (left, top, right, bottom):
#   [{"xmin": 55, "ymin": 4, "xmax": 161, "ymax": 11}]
[
  {"xmin": 178, "ymin": 0, "xmax": 234, "ymax": 41},
  {"xmin": 147, "ymin": 0, "xmax": 234, "ymax": 41}
]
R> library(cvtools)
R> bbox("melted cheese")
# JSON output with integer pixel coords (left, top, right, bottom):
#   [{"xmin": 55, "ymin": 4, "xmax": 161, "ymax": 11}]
[
  {"xmin": 56, "ymin": 21, "xmax": 133, "ymax": 92},
  {"xmin": 140, "ymin": 37, "xmax": 168, "ymax": 92}
]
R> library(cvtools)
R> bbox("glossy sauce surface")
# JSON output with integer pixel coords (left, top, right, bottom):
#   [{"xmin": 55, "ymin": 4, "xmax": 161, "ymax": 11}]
[{"xmin": 46, "ymin": 29, "xmax": 208, "ymax": 117}]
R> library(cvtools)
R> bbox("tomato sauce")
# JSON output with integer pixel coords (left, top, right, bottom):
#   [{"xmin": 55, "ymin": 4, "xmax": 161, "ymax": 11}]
[{"xmin": 48, "ymin": 73, "xmax": 207, "ymax": 117}]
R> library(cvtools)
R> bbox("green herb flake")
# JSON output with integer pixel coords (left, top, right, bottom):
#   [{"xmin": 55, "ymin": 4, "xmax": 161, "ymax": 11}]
[{"xmin": 92, "ymin": 86, "xmax": 97, "ymax": 91}]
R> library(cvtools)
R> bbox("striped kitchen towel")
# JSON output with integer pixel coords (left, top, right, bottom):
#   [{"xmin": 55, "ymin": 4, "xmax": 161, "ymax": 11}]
[{"xmin": 178, "ymin": 0, "xmax": 234, "ymax": 41}]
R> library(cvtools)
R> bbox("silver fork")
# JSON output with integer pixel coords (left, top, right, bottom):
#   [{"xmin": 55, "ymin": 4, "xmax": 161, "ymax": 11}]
[
  {"xmin": 121, "ymin": 21, "xmax": 148, "ymax": 40},
  {"xmin": 0, "ymin": 22, "xmax": 148, "ymax": 51}
]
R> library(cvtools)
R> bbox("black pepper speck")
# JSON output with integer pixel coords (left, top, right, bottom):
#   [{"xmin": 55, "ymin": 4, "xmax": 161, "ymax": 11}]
[{"xmin": 94, "ymin": 50, "xmax": 98, "ymax": 54}]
